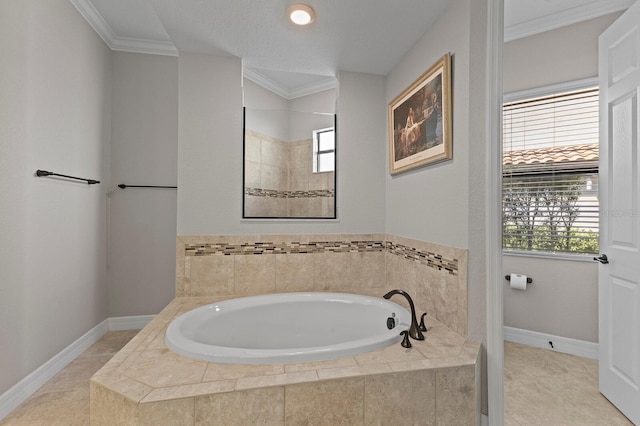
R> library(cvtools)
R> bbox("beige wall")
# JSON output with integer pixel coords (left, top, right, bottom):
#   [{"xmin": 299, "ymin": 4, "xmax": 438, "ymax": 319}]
[
  {"xmin": 504, "ymin": 255, "xmax": 598, "ymax": 342},
  {"xmin": 502, "ymin": 13, "xmax": 621, "ymax": 343},
  {"xmin": 0, "ymin": 0, "xmax": 112, "ymax": 394},
  {"xmin": 504, "ymin": 13, "xmax": 621, "ymax": 93},
  {"xmin": 384, "ymin": 0, "xmax": 489, "ymax": 411},
  {"xmin": 177, "ymin": 54, "xmax": 243, "ymax": 234},
  {"xmin": 385, "ymin": 0, "xmax": 489, "ymax": 344},
  {"xmin": 385, "ymin": 0, "xmax": 471, "ymax": 250},
  {"xmin": 177, "ymin": 54, "xmax": 386, "ymax": 234},
  {"xmin": 108, "ymin": 51, "xmax": 178, "ymax": 317}
]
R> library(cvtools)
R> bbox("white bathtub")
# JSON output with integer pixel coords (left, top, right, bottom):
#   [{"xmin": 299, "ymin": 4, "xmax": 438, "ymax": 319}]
[{"xmin": 165, "ymin": 292, "xmax": 411, "ymax": 364}]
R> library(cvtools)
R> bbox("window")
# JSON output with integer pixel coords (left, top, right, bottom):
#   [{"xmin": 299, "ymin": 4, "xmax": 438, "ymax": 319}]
[
  {"xmin": 502, "ymin": 85, "xmax": 599, "ymax": 255},
  {"xmin": 312, "ymin": 127, "xmax": 335, "ymax": 173}
]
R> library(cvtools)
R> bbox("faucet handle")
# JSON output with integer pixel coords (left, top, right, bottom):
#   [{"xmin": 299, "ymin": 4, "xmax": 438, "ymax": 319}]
[
  {"xmin": 400, "ymin": 330, "xmax": 412, "ymax": 348},
  {"xmin": 419, "ymin": 313, "xmax": 427, "ymax": 332}
]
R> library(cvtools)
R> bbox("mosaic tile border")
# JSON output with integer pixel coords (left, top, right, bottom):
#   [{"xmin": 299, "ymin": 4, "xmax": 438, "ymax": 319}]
[
  {"xmin": 183, "ymin": 240, "xmax": 458, "ymax": 275},
  {"xmin": 245, "ymin": 187, "xmax": 335, "ymax": 199},
  {"xmin": 184, "ymin": 240, "xmax": 385, "ymax": 256},
  {"xmin": 387, "ymin": 242, "xmax": 458, "ymax": 275}
]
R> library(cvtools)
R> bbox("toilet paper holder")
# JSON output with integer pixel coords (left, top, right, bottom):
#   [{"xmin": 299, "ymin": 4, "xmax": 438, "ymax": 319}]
[{"xmin": 505, "ymin": 275, "xmax": 533, "ymax": 284}]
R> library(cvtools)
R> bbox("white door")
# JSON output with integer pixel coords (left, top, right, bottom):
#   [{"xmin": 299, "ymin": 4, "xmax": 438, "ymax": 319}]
[{"xmin": 598, "ymin": 1, "xmax": 640, "ymax": 423}]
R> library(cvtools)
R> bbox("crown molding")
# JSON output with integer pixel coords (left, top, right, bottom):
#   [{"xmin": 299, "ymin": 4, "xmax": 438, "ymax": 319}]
[
  {"xmin": 110, "ymin": 37, "xmax": 178, "ymax": 57},
  {"xmin": 69, "ymin": 0, "xmax": 117, "ymax": 46},
  {"xmin": 287, "ymin": 78, "xmax": 337, "ymax": 100},
  {"xmin": 69, "ymin": 0, "xmax": 178, "ymax": 57},
  {"xmin": 243, "ymin": 67, "xmax": 290, "ymax": 99},
  {"xmin": 505, "ymin": 0, "xmax": 634, "ymax": 42},
  {"xmin": 243, "ymin": 67, "xmax": 336, "ymax": 100}
]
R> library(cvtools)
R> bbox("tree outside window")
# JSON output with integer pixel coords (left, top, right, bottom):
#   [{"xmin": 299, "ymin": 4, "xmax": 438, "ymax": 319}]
[{"xmin": 502, "ymin": 86, "xmax": 599, "ymax": 256}]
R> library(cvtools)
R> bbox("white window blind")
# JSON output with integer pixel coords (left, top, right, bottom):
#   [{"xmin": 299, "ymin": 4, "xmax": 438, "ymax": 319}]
[{"xmin": 503, "ymin": 87, "xmax": 599, "ymax": 255}]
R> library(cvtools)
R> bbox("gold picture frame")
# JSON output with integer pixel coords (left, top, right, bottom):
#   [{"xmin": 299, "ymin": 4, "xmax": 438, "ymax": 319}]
[{"xmin": 388, "ymin": 53, "xmax": 452, "ymax": 175}]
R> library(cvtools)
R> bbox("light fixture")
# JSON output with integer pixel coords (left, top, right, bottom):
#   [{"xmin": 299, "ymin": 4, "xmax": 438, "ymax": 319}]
[{"xmin": 287, "ymin": 4, "xmax": 315, "ymax": 26}]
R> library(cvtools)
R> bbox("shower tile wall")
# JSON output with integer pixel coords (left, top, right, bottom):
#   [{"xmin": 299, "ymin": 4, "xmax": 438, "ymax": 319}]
[
  {"xmin": 244, "ymin": 130, "xmax": 289, "ymax": 217},
  {"xmin": 386, "ymin": 234, "xmax": 468, "ymax": 337},
  {"xmin": 288, "ymin": 139, "xmax": 335, "ymax": 217},
  {"xmin": 176, "ymin": 234, "xmax": 467, "ymax": 336},
  {"xmin": 244, "ymin": 130, "xmax": 335, "ymax": 217}
]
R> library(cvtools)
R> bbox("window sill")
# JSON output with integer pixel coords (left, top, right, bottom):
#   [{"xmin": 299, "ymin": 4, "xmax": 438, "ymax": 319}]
[{"xmin": 503, "ymin": 250, "xmax": 597, "ymax": 263}]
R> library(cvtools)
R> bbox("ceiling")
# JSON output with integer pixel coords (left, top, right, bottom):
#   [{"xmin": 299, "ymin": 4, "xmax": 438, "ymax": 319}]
[{"xmin": 70, "ymin": 0, "xmax": 633, "ymax": 97}]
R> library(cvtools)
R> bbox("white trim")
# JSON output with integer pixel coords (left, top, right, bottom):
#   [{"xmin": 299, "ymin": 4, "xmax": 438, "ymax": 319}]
[
  {"xmin": 68, "ymin": 0, "xmax": 116, "ymax": 47},
  {"xmin": 504, "ymin": 0, "xmax": 634, "ymax": 42},
  {"xmin": 243, "ymin": 67, "xmax": 290, "ymax": 99},
  {"xmin": 503, "ymin": 250, "xmax": 598, "ymax": 263},
  {"xmin": 68, "ymin": 0, "xmax": 178, "ymax": 57},
  {"xmin": 108, "ymin": 315, "xmax": 154, "ymax": 331},
  {"xmin": 287, "ymin": 78, "xmax": 337, "ymax": 100},
  {"xmin": 0, "ymin": 319, "xmax": 108, "ymax": 420},
  {"xmin": 0, "ymin": 315, "xmax": 153, "ymax": 421},
  {"xmin": 487, "ymin": 0, "xmax": 504, "ymax": 425},
  {"xmin": 481, "ymin": 414, "xmax": 489, "ymax": 426},
  {"xmin": 504, "ymin": 326, "xmax": 599, "ymax": 359},
  {"xmin": 241, "ymin": 218, "xmax": 341, "ymax": 223},
  {"xmin": 502, "ymin": 77, "xmax": 601, "ymax": 267},
  {"xmin": 110, "ymin": 37, "xmax": 178, "ymax": 57},
  {"xmin": 503, "ymin": 77, "xmax": 599, "ymax": 103},
  {"xmin": 243, "ymin": 67, "xmax": 336, "ymax": 100}
]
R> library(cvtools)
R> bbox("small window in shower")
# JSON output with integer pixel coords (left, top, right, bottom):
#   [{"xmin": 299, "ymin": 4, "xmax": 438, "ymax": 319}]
[{"xmin": 312, "ymin": 127, "xmax": 335, "ymax": 173}]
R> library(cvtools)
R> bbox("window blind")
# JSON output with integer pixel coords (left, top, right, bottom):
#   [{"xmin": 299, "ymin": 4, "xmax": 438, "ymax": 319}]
[{"xmin": 502, "ymin": 87, "xmax": 599, "ymax": 255}]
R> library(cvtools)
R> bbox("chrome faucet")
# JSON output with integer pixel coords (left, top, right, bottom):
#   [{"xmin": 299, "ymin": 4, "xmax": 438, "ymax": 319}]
[{"xmin": 383, "ymin": 289, "xmax": 425, "ymax": 340}]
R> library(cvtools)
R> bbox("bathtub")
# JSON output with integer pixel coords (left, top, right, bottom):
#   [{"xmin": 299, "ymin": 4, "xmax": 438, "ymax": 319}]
[{"xmin": 165, "ymin": 292, "xmax": 411, "ymax": 364}]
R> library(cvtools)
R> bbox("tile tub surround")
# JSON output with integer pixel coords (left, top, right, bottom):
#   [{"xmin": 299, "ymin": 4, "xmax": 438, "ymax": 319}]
[
  {"xmin": 176, "ymin": 234, "xmax": 468, "ymax": 336},
  {"xmin": 90, "ymin": 297, "xmax": 480, "ymax": 425}
]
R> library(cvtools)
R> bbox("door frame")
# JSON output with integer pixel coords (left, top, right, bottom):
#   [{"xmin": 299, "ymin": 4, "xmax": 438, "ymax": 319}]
[{"xmin": 487, "ymin": 0, "xmax": 504, "ymax": 424}]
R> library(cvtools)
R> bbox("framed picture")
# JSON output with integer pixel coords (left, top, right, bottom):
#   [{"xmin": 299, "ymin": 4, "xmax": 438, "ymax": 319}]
[{"xmin": 388, "ymin": 53, "xmax": 452, "ymax": 175}]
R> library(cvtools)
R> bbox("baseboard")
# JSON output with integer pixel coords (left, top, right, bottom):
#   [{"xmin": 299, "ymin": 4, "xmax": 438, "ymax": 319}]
[
  {"xmin": 108, "ymin": 315, "xmax": 154, "ymax": 331},
  {"xmin": 0, "ymin": 319, "xmax": 109, "ymax": 420},
  {"xmin": 504, "ymin": 326, "xmax": 598, "ymax": 359},
  {"xmin": 481, "ymin": 414, "xmax": 488, "ymax": 426},
  {"xmin": 0, "ymin": 315, "xmax": 153, "ymax": 421}
]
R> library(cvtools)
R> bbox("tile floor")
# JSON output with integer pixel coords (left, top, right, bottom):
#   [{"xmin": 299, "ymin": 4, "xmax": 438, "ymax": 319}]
[
  {"xmin": 0, "ymin": 335, "xmax": 634, "ymax": 425},
  {"xmin": 1, "ymin": 331, "xmax": 138, "ymax": 426},
  {"xmin": 504, "ymin": 341, "xmax": 633, "ymax": 425}
]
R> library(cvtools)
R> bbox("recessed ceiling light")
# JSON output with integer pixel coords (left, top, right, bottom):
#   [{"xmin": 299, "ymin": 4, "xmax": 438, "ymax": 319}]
[{"xmin": 287, "ymin": 4, "xmax": 315, "ymax": 26}]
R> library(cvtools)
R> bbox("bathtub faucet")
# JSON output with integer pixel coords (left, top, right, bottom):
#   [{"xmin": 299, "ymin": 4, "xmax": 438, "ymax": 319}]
[{"xmin": 383, "ymin": 290, "xmax": 425, "ymax": 341}]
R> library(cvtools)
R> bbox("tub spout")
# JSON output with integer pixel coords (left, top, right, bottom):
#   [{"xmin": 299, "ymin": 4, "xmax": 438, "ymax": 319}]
[{"xmin": 383, "ymin": 290, "xmax": 425, "ymax": 341}]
